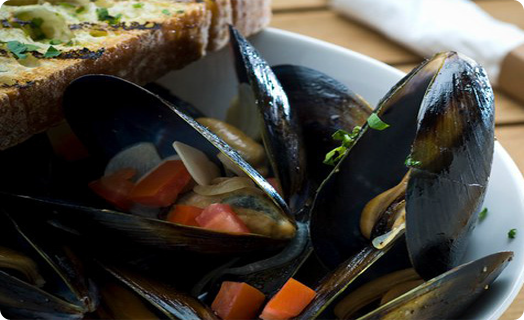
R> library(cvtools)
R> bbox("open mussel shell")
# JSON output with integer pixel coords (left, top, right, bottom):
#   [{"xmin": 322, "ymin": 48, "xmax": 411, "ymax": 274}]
[
  {"xmin": 64, "ymin": 74, "xmax": 288, "ymax": 214},
  {"xmin": 272, "ymin": 65, "xmax": 372, "ymax": 186},
  {"xmin": 310, "ymin": 52, "xmax": 495, "ymax": 277},
  {"xmin": 229, "ymin": 26, "xmax": 308, "ymax": 213},
  {"xmin": 35, "ymin": 74, "xmax": 296, "ymax": 254},
  {"xmin": 354, "ymin": 252, "xmax": 512, "ymax": 320},
  {"xmin": 0, "ymin": 212, "xmax": 98, "ymax": 319},
  {"xmin": 97, "ymin": 263, "xmax": 218, "ymax": 320},
  {"xmin": 1, "ymin": 188, "xmax": 288, "ymax": 256}
]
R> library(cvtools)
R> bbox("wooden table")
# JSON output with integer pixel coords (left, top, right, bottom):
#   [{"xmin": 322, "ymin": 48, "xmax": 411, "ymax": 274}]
[{"xmin": 270, "ymin": 0, "xmax": 524, "ymax": 319}]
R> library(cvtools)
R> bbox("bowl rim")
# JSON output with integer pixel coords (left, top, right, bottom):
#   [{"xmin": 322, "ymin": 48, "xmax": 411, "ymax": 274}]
[{"xmin": 260, "ymin": 27, "xmax": 524, "ymax": 320}]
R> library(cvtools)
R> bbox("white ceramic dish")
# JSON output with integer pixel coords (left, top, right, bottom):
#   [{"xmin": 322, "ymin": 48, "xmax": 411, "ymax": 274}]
[{"xmin": 158, "ymin": 28, "xmax": 524, "ymax": 320}]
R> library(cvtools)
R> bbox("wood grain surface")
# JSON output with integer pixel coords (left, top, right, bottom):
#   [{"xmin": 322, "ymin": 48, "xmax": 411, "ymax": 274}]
[{"xmin": 270, "ymin": 0, "xmax": 524, "ymax": 319}]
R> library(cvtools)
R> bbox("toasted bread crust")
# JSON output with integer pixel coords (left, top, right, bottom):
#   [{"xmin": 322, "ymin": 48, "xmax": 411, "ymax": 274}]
[
  {"xmin": 206, "ymin": 0, "xmax": 232, "ymax": 51},
  {"xmin": 231, "ymin": 0, "xmax": 271, "ymax": 37}
]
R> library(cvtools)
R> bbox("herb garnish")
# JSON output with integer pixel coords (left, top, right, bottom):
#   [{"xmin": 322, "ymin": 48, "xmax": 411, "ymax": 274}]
[
  {"xmin": 324, "ymin": 126, "xmax": 361, "ymax": 166},
  {"xmin": 405, "ymin": 156, "xmax": 421, "ymax": 167},
  {"xmin": 478, "ymin": 208, "xmax": 488, "ymax": 222},
  {"xmin": 479, "ymin": 208, "xmax": 488, "ymax": 222},
  {"xmin": 49, "ymin": 39, "xmax": 63, "ymax": 45},
  {"xmin": 162, "ymin": 9, "xmax": 171, "ymax": 15},
  {"xmin": 508, "ymin": 228, "xmax": 517, "ymax": 239},
  {"xmin": 6, "ymin": 41, "xmax": 39, "ymax": 59},
  {"xmin": 133, "ymin": 3, "xmax": 144, "ymax": 8},
  {"xmin": 75, "ymin": 6, "xmax": 86, "ymax": 14},
  {"xmin": 367, "ymin": 113, "xmax": 390, "ymax": 130},
  {"xmin": 44, "ymin": 46, "xmax": 61, "ymax": 58},
  {"xmin": 96, "ymin": 8, "xmax": 122, "ymax": 25}
]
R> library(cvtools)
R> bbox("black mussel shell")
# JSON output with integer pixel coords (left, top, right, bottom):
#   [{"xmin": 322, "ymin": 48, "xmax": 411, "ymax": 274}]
[
  {"xmin": 0, "ymin": 193, "xmax": 289, "ymax": 255},
  {"xmin": 100, "ymin": 264, "xmax": 219, "ymax": 320},
  {"xmin": 309, "ymin": 54, "xmax": 444, "ymax": 269},
  {"xmin": 406, "ymin": 53, "xmax": 495, "ymax": 279},
  {"xmin": 310, "ymin": 52, "xmax": 495, "ymax": 278},
  {"xmin": 0, "ymin": 212, "xmax": 97, "ymax": 319},
  {"xmin": 220, "ymin": 30, "xmax": 371, "ymax": 298},
  {"xmin": 356, "ymin": 252, "xmax": 512, "ymax": 320},
  {"xmin": 0, "ymin": 75, "xmax": 295, "ymax": 257},
  {"xmin": 229, "ymin": 26, "xmax": 308, "ymax": 214},
  {"xmin": 273, "ymin": 65, "xmax": 372, "ymax": 187},
  {"xmin": 63, "ymin": 74, "xmax": 289, "ymax": 215}
]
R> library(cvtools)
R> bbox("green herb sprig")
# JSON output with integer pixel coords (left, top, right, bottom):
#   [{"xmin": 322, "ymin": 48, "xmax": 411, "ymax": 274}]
[
  {"xmin": 509, "ymin": 228, "xmax": 517, "ymax": 239},
  {"xmin": 44, "ymin": 46, "xmax": 61, "ymax": 58},
  {"xmin": 6, "ymin": 41, "xmax": 39, "ymax": 59},
  {"xmin": 323, "ymin": 126, "xmax": 361, "ymax": 166},
  {"xmin": 367, "ymin": 113, "xmax": 390, "ymax": 130},
  {"xmin": 405, "ymin": 156, "xmax": 421, "ymax": 167},
  {"xmin": 478, "ymin": 207, "xmax": 488, "ymax": 222},
  {"xmin": 96, "ymin": 8, "xmax": 122, "ymax": 25}
]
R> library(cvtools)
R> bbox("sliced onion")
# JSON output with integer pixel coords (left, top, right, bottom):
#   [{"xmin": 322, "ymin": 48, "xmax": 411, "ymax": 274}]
[
  {"xmin": 193, "ymin": 177, "xmax": 256, "ymax": 196},
  {"xmin": 172, "ymin": 141, "xmax": 220, "ymax": 186},
  {"xmin": 105, "ymin": 142, "xmax": 162, "ymax": 180}
]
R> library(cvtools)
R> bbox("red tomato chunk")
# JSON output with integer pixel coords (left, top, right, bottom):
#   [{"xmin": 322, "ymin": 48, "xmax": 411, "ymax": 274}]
[
  {"xmin": 260, "ymin": 278, "xmax": 316, "ymax": 320},
  {"xmin": 167, "ymin": 205, "xmax": 203, "ymax": 227},
  {"xmin": 89, "ymin": 168, "xmax": 137, "ymax": 211},
  {"xmin": 211, "ymin": 282, "xmax": 266, "ymax": 320},
  {"xmin": 128, "ymin": 160, "xmax": 192, "ymax": 207},
  {"xmin": 196, "ymin": 204, "xmax": 250, "ymax": 234}
]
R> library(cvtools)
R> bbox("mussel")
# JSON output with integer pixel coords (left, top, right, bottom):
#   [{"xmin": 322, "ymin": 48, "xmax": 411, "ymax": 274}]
[
  {"xmin": 1, "ymin": 73, "xmax": 300, "ymax": 257},
  {"xmin": 189, "ymin": 28, "xmax": 373, "ymax": 298},
  {"xmin": 94, "ymin": 262, "xmax": 219, "ymax": 320},
  {"xmin": 0, "ymin": 211, "xmax": 98, "ymax": 319},
  {"xmin": 295, "ymin": 51, "xmax": 511, "ymax": 319},
  {"xmin": 229, "ymin": 26, "xmax": 309, "ymax": 214}
]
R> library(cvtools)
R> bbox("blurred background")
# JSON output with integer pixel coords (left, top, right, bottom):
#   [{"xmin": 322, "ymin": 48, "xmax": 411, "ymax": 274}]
[{"xmin": 270, "ymin": 0, "xmax": 524, "ymax": 319}]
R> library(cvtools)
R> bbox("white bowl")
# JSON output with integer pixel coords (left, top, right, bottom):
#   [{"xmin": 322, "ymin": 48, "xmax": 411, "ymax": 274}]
[{"xmin": 158, "ymin": 28, "xmax": 524, "ymax": 320}]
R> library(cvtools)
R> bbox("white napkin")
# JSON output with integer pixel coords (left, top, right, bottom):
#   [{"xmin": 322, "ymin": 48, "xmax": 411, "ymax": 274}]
[{"xmin": 331, "ymin": 0, "xmax": 524, "ymax": 83}]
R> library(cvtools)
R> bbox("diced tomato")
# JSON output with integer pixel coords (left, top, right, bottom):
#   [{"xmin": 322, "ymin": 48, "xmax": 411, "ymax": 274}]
[
  {"xmin": 167, "ymin": 205, "xmax": 203, "ymax": 227},
  {"xmin": 259, "ymin": 278, "xmax": 316, "ymax": 320},
  {"xmin": 196, "ymin": 203, "xmax": 250, "ymax": 234},
  {"xmin": 89, "ymin": 168, "xmax": 137, "ymax": 211},
  {"xmin": 211, "ymin": 281, "xmax": 266, "ymax": 320},
  {"xmin": 128, "ymin": 160, "xmax": 192, "ymax": 207}
]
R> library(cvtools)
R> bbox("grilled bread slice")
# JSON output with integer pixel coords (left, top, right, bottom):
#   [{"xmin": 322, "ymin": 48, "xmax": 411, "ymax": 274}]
[{"xmin": 0, "ymin": 0, "xmax": 271, "ymax": 150}]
